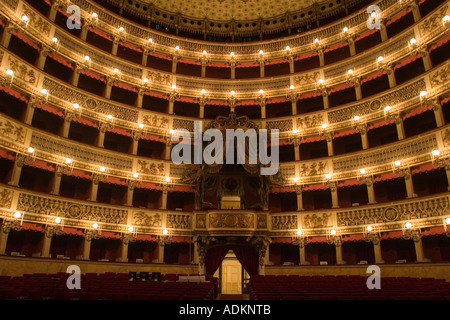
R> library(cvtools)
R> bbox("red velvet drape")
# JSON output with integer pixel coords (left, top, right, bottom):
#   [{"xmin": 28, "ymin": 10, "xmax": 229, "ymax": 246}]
[
  {"xmin": 205, "ymin": 246, "xmax": 230, "ymax": 275},
  {"xmin": 205, "ymin": 245, "xmax": 259, "ymax": 275}
]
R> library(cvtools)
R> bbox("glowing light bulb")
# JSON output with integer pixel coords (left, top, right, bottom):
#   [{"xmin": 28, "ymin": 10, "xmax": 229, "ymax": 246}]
[
  {"xmin": 446, "ymin": 218, "xmax": 450, "ymax": 225},
  {"xmin": 148, "ymin": 38, "xmax": 153, "ymax": 43},
  {"xmin": 92, "ymin": 12, "xmax": 98, "ymax": 18},
  {"xmin": 201, "ymin": 89, "xmax": 206, "ymax": 94},
  {"xmin": 377, "ymin": 56, "xmax": 384, "ymax": 62},
  {"xmin": 14, "ymin": 212, "xmax": 21, "ymax": 219},
  {"xmin": 420, "ymin": 91, "xmax": 427, "ymax": 97},
  {"xmin": 73, "ymin": 103, "xmax": 79, "ymax": 109},
  {"xmin": 325, "ymin": 174, "xmax": 331, "ymax": 179},
  {"xmin": 138, "ymin": 123, "xmax": 144, "ymax": 129},
  {"xmin": 175, "ymin": 46, "xmax": 180, "ymax": 50},
  {"xmin": 353, "ymin": 115, "xmax": 360, "ymax": 121},
  {"xmin": 99, "ymin": 166, "xmax": 106, "ymax": 172},
  {"xmin": 432, "ymin": 149, "xmax": 440, "ymax": 156},
  {"xmin": 6, "ymin": 69, "xmax": 13, "ymax": 76},
  {"xmin": 162, "ymin": 229, "xmax": 168, "ymax": 235},
  {"xmin": 92, "ymin": 223, "xmax": 99, "ymax": 229},
  {"xmin": 27, "ymin": 147, "xmax": 35, "ymax": 153},
  {"xmin": 21, "ymin": 15, "xmax": 29, "ymax": 22},
  {"xmin": 259, "ymin": 89, "xmax": 264, "ymax": 94},
  {"xmin": 84, "ymin": 55, "xmax": 90, "ymax": 61},
  {"xmin": 54, "ymin": 217, "xmax": 61, "ymax": 224},
  {"xmin": 321, "ymin": 123, "xmax": 327, "ymax": 129},
  {"xmin": 330, "ymin": 229, "xmax": 336, "ymax": 235},
  {"xmin": 343, "ymin": 27, "xmax": 348, "ymax": 33},
  {"xmin": 394, "ymin": 160, "xmax": 401, "ymax": 167},
  {"xmin": 405, "ymin": 222, "xmax": 412, "ymax": 229},
  {"xmin": 297, "ymin": 230, "xmax": 302, "ymax": 236},
  {"xmin": 230, "ymin": 52, "xmax": 235, "ymax": 57},
  {"xmin": 143, "ymin": 78, "xmax": 149, "ymax": 83},
  {"xmin": 293, "ymin": 177, "xmax": 299, "ymax": 183},
  {"xmin": 107, "ymin": 114, "xmax": 113, "ymax": 120},
  {"xmin": 360, "ymin": 168, "xmax": 366, "ymax": 174},
  {"xmin": 293, "ymin": 129, "xmax": 298, "ymax": 134},
  {"xmin": 318, "ymin": 78, "xmax": 324, "ymax": 84},
  {"xmin": 113, "ymin": 68, "xmax": 119, "ymax": 74},
  {"xmin": 202, "ymin": 50, "xmax": 207, "ymax": 55},
  {"xmin": 41, "ymin": 89, "xmax": 48, "ymax": 95},
  {"xmin": 169, "ymin": 129, "xmax": 174, "ymax": 134},
  {"xmin": 285, "ymin": 46, "xmax": 290, "ymax": 51},
  {"xmin": 366, "ymin": 226, "xmax": 373, "ymax": 232},
  {"xmin": 51, "ymin": 37, "xmax": 58, "ymax": 43},
  {"xmin": 172, "ymin": 84, "xmax": 177, "ymax": 89},
  {"xmin": 230, "ymin": 90, "xmax": 235, "ymax": 95},
  {"xmin": 133, "ymin": 173, "xmax": 139, "ymax": 178},
  {"xmin": 119, "ymin": 26, "xmax": 124, "ymax": 32},
  {"xmin": 165, "ymin": 177, "xmax": 171, "ymax": 182},
  {"xmin": 348, "ymin": 69, "xmax": 353, "ymax": 75},
  {"xmin": 290, "ymin": 85, "xmax": 295, "ymax": 90},
  {"xmin": 128, "ymin": 226, "xmax": 134, "ymax": 232},
  {"xmin": 65, "ymin": 158, "xmax": 72, "ymax": 164},
  {"xmin": 409, "ymin": 38, "xmax": 417, "ymax": 45},
  {"xmin": 384, "ymin": 105, "xmax": 391, "ymax": 112},
  {"xmin": 314, "ymin": 38, "xmax": 319, "ymax": 44},
  {"xmin": 259, "ymin": 50, "xmax": 264, "ymax": 55}
]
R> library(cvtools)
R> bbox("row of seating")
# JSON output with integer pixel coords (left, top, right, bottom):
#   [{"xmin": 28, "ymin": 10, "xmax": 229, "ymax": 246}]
[
  {"xmin": 248, "ymin": 275, "xmax": 450, "ymax": 300},
  {"xmin": 0, "ymin": 272, "xmax": 218, "ymax": 300}
]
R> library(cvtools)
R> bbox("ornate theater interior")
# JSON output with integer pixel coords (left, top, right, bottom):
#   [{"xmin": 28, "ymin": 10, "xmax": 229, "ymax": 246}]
[{"xmin": 0, "ymin": 0, "xmax": 449, "ymax": 301}]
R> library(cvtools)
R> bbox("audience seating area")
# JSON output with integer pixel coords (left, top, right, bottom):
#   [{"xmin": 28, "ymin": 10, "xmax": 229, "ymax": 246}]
[
  {"xmin": 248, "ymin": 275, "xmax": 450, "ymax": 300},
  {"xmin": 0, "ymin": 273, "xmax": 218, "ymax": 300}
]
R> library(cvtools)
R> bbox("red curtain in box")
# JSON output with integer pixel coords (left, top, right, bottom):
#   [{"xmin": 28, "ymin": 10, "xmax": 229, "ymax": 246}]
[
  {"xmin": 265, "ymin": 59, "xmax": 289, "ymax": 66},
  {"xmin": 298, "ymin": 91, "xmax": 322, "ymax": 100},
  {"xmin": 148, "ymin": 51, "xmax": 172, "ymax": 61},
  {"xmin": 178, "ymin": 58, "xmax": 201, "ymax": 66},
  {"xmin": 99, "ymin": 231, "xmax": 121, "ymax": 239},
  {"xmin": 88, "ymin": 27, "xmax": 112, "ymax": 41},
  {"xmin": 28, "ymin": 159, "xmax": 55, "ymax": 172},
  {"xmin": 429, "ymin": 34, "xmax": 450, "ymax": 52},
  {"xmin": 141, "ymin": 134, "xmax": 166, "ymax": 143},
  {"xmin": 35, "ymin": 103, "xmax": 64, "ymax": 118},
  {"xmin": 402, "ymin": 105, "xmax": 433, "ymax": 120},
  {"xmin": 236, "ymin": 100, "xmax": 260, "ymax": 106},
  {"xmin": 171, "ymin": 236, "xmax": 192, "ymax": 243},
  {"xmin": 12, "ymin": 30, "xmax": 40, "ymax": 51},
  {"xmin": 337, "ymin": 178, "xmax": 361, "ymax": 188},
  {"xmin": 0, "ymin": 84, "xmax": 28, "ymax": 103},
  {"xmin": 354, "ymin": 29, "xmax": 378, "ymax": 42},
  {"xmin": 411, "ymin": 162, "xmax": 442, "ymax": 175},
  {"xmin": 373, "ymin": 172, "xmax": 397, "ymax": 183},
  {"xmin": 105, "ymin": 176, "xmax": 127, "ymax": 186},
  {"xmin": 307, "ymin": 236, "xmax": 328, "ymax": 243},
  {"xmin": 112, "ymin": 82, "xmax": 138, "ymax": 93},
  {"xmin": 324, "ymin": 42, "xmax": 348, "ymax": 53},
  {"xmin": 269, "ymin": 186, "xmax": 295, "ymax": 193},
  {"xmin": 119, "ymin": 41, "xmax": 143, "ymax": 52},
  {"xmin": 360, "ymin": 70, "xmax": 387, "ymax": 85},
  {"xmin": 303, "ymin": 183, "xmax": 326, "ymax": 191},
  {"xmin": 172, "ymin": 185, "xmax": 195, "ymax": 193},
  {"xmin": 386, "ymin": 8, "xmax": 412, "ymax": 27},
  {"xmin": 381, "ymin": 230, "xmax": 404, "ymax": 239},
  {"xmin": 47, "ymin": 52, "xmax": 74, "ymax": 69},
  {"xmin": 328, "ymin": 83, "xmax": 354, "ymax": 95},
  {"xmin": 136, "ymin": 234, "xmax": 158, "ymax": 242},
  {"xmin": 21, "ymin": 222, "xmax": 44, "ymax": 232},
  {"xmin": 206, "ymin": 62, "xmax": 230, "ymax": 68},
  {"xmin": 342, "ymin": 233, "xmax": 365, "ymax": 241},
  {"xmin": 394, "ymin": 54, "xmax": 422, "ymax": 71},
  {"xmin": 367, "ymin": 119, "xmax": 396, "ymax": 131},
  {"xmin": 236, "ymin": 62, "xmax": 260, "ymax": 68},
  {"xmin": 64, "ymin": 169, "xmax": 92, "ymax": 180},
  {"xmin": 294, "ymin": 52, "xmax": 319, "ymax": 61},
  {"xmin": 144, "ymin": 91, "xmax": 169, "ymax": 100},
  {"xmin": 333, "ymin": 128, "xmax": 359, "ymax": 139},
  {"xmin": 176, "ymin": 96, "xmax": 198, "ymax": 104},
  {"xmin": 271, "ymin": 237, "xmax": 294, "ymax": 244},
  {"xmin": 139, "ymin": 181, "xmax": 163, "ymax": 190},
  {"xmin": 0, "ymin": 148, "xmax": 15, "ymax": 161},
  {"xmin": 268, "ymin": 139, "xmax": 293, "ymax": 147},
  {"xmin": 72, "ymin": 117, "xmax": 100, "ymax": 129},
  {"xmin": 205, "ymin": 99, "xmax": 229, "ymax": 106},
  {"xmin": 80, "ymin": 69, "xmax": 107, "ymax": 83},
  {"xmin": 62, "ymin": 227, "xmax": 85, "ymax": 236},
  {"xmin": 299, "ymin": 135, "xmax": 326, "ymax": 144},
  {"xmin": 267, "ymin": 97, "xmax": 290, "ymax": 104},
  {"xmin": 106, "ymin": 127, "xmax": 133, "ymax": 138},
  {"xmin": 421, "ymin": 226, "xmax": 446, "ymax": 236}
]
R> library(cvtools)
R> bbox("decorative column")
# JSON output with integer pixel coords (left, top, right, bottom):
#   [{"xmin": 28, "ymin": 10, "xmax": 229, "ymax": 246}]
[
  {"xmin": 142, "ymin": 48, "xmax": 149, "ymax": 66},
  {"xmin": 8, "ymin": 154, "xmax": 26, "ymax": 186},
  {"xmin": 50, "ymin": 165, "xmax": 64, "ymax": 195},
  {"xmin": 230, "ymin": 59, "xmax": 236, "ymax": 79},
  {"xmin": 197, "ymin": 236, "xmax": 210, "ymax": 274},
  {"xmin": 200, "ymin": 54, "xmax": 208, "ymax": 78},
  {"xmin": 252, "ymin": 236, "xmax": 271, "ymax": 275},
  {"xmin": 104, "ymin": 78, "xmax": 113, "ymax": 99},
  {"xmin": 165, "ymin": 137, "xmax": 172, "ymax": 161},
  {"xmin": 192, "ymin": 235, "xmax": 199, "ymax": 264},
  {"xmin": 360, "ymin": 125, "xmax": 369, "ymax": 149},
  {"xmin": 158, "ymin": 239, "xmax": 165, "ymax": 263},
  {"xmin": 118, "ymin": 234, "xmax": 132, "ymax": 262},
  {"xmin": 364, "ymin": 177, "xmax": 376, "ymax": 204},
  {"xmin": 39, "ymin": 226, "xmax": 54, "ymax": 258},
  {"xmin": 111, "ymin": 37, "xmax": 119, "ymax": 56},
  {"xmin": 348, "ymin": 38, "xmax": 356, "ymax": 56},
  {"xmin": 88, "ymin": 174, "xmax": 102, "ymax": 201},
  {"xmin": 370, "ymin": 234, "xmax": 384, "ymax": 264},
  {"xmin": 379, "ymin": 21, "xmax": 388, "ymax": 42},
  {"xmin": 431, "ymin": 100, "xmax": 445, "ymax": 127},
  {"xmin": 136, "ymin": 87, "xmax": 145, "ymax": 108},
  {"xmin": 288, "ymin": 55, "xmax": 294, "ymax": 74},
  {"xmin": 23, "ymin": 96, "xmax": 37, "ymax": 125},
  {"xmin": 444, "ymin": 164, "xmax": 450, "ymax": 189},
  {"xmin": 96, "ymin": 122, "xmax": 108, "ymax": 148},
  {"xmin": 298, "ymin": 239, "xmax": 309, "ymax": 265},
  {"xmin": 328, "ymin": 181, "xmax": 339, "ymax": 208},
  {"xmin": 318, "ymin": 49, "xmax": 325, "ymax": 67},
  {"xmin": 197, "ymin": 94, "xmax": 209, "ymax": 119},
  {"xmin": 130, "ymin": 131, "xmax": 140, "ymax": 155},
  {"xmin": 125, "ymin": 179, "xmax": 136, "ymax": 206},
  {"xmin": 168, "ymin": 90, "xmax": 179, "ymax": 115},
  {"xmin": 81, "ymin": 230, "xmax": 95, "ymax": 260},
  {"xmin": 294, "ymin": 184, "xmax": 303, "ymax": 211},
  {"xmin": 36, "ymin": 47, "xmax": 49, "ymax": 70},
  {"xmin": 70, "ymin": 65, "xmax": 82, "ymax": 87},
  {"xmin": 160, "ymin": 184, "xmax": 169, "ymax": 209},
  {"xmin": 61, "ymin": 111, "xmax": 73, "ymax": 138},
  {"xmin": 325, "ymin": 133, "xmax": 334, "ymax": 157},
  {"xmin": 411, "ymin": 2, "xmax": 422, "ymax": 23},
  {"xmin": 1, "ymin": 24, "xmax": 14, "ymax": 48},
  {"xmin": 333, "ymin": 236, "xmax": 345, "ymax": 265},
  {"xmin": 395, "ymin": 116, "xmax": 406, "ymax": 140},
  {"xmin": 171, "ymin": 55, "xmax": 178, "ymax": 74},
  {"xmin": 410, "ymin": 231, "xmax": 427, "ymax": 262},
  {"xmin": 403, "ymin": 169, "xmax": 415, "ymax": 198},
  {"xmin": 48, "ymin": 3, "xmax": 59, "ymax": 22},
  {"xmin": 288, "ymin": 91, "xmax": 298, "ymax": 116},
  {"xmin": 0, "ymin": 222, "xmax": 11, "ymax": 255},
  {"xmin": 80, "ymin": 23, "xmax": 90, "ymax": 41},
  {"xmin": 257, "ymin": 53, "xmax": 266, "ymax": 78}
]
